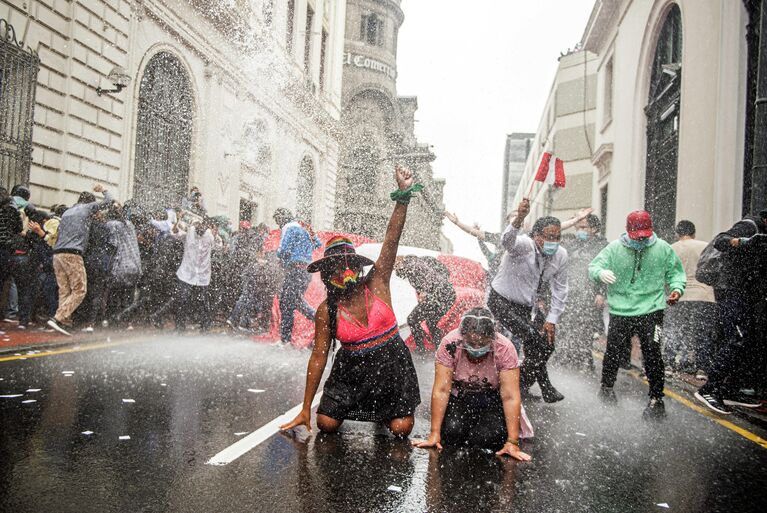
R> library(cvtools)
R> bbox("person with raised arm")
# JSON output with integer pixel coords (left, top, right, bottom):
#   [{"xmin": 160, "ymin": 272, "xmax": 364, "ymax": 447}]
[
  {"xmin": 280, "ymin": 166, "xmax": 422, "ymax": 437},
  {"xmin": 486, "ymin": 198, "xmax": 569, "ymax": 403}
]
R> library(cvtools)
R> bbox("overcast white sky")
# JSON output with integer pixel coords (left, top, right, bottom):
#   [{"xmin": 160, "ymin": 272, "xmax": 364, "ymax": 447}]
[{"xmin": 396, "ymin": 0, "xmax": 596, "ymax": 261}]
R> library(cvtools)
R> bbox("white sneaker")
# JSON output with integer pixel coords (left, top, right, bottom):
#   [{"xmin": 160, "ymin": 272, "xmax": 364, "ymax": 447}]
[
  {"xmin": 81, "ymin": 326, "xmax": 94, "ymax": 333},
  {"xmin": 2, "ymin": 318, "xmax": 19, "ymax": 324},
  {"xmin": 47, "ymin": 318, "xmax": 72, "ymax": 337}
]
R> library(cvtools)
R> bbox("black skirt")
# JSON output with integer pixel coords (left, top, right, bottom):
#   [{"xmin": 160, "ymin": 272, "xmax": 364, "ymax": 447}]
[{"xmin": 317, "ymin": 335, "xmax": 421, "ymax": 422}]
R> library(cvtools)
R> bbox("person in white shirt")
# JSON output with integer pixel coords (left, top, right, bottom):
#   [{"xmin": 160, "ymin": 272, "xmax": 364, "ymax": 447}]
[
  {"xmin": 664, "ymin": 220, "xmax": 717, "ymax": 375},
  {"xmin": 487, "ymin": 198, "xmax": 569, "ymax": 403},
  {"xmin": 150, "ymin": 217, "xmax": 216, "ymax": 332}
]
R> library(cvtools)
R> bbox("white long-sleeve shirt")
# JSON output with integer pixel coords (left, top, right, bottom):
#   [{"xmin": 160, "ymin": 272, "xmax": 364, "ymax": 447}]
[
  {"xmin": 490, "ymin": 224, "xmax": 569, "ymax": 324},
  {"xmin": 175, "ymin": 228, "xmax": 214, "ymax": 286}
]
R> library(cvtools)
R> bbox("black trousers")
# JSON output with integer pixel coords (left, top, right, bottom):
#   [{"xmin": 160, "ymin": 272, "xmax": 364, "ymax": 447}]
[
  {"xmin": 488, "ymin": 288, "xmax": 555, "ymax": 392},
  {"xmin": 278, "ymin": 265, "xmax": 314, "ymax": 343},
  {"xmin": 701, "ymin": 289, "xmax": 763, "ymax": 396},
  {"xmin": 441, "ymin": 390, "xmax": 506, "ymax": 450},
  {"xmin": 174, "ymin": 280, "xmax": 211, "ymax": 331},
  {"xmin": 601, "ymin": 310, "xmax": 665, "ymax": 399}
]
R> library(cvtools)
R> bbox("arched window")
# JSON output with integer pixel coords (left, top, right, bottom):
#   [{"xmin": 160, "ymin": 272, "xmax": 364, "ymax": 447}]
[
  {"xmin": 133, "ymin": 52, "xmax": 194, "ymax": 208},
  {"xmin": 296, "ymin": 156, "xmax": 315, "ymax": 223},
  {"xmin": 644, "ymin": 5, "xmax": 682, "ymax": 240},
  {"xmin": 360, "ymin": 13, "xmax": 384, "ymax": 46}
]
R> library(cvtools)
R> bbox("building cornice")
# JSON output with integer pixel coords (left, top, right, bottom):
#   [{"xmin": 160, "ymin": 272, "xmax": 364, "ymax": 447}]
[
  {"xmin": 580, "ymin": 0, "xmax": 622, "ymax": 52},
  {"xmin": 368, "ymin": 0, "xmax": 405, "ymax": 26}
]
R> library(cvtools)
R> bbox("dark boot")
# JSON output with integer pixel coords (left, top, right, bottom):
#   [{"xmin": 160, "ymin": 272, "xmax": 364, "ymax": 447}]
[{"xmin": 538, "ymin": 366, "xmax": 564, "ymax": 403}]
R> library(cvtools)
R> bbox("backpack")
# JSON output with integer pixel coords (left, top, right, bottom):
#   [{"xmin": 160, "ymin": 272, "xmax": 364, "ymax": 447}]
[{"xmin": 695, "ymin": 219, "xmax": 758, "ymax": 286}]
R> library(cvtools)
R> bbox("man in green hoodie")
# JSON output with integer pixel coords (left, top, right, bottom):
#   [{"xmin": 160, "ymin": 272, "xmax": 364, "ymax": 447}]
[{"xmin": 589, "ymin": 210, "xmax": 686, "ymax": 418}]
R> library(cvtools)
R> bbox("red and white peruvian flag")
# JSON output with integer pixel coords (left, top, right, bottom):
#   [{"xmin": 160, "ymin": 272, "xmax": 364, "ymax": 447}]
[{"xmin": 534, "ymin": 152, "xmax": 566, "ymax": 188}]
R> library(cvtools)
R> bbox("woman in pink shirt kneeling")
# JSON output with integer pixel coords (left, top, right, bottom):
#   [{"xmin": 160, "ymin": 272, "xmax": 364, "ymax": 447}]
[{"xmin": 413, "ymin": 307, "xmax": 534, "ymax": 461}]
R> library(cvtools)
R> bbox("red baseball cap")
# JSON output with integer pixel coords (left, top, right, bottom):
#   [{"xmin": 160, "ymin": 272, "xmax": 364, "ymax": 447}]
[{"xmin": 626, "ymin": 210, "xmax": 654, "ymax": 239}]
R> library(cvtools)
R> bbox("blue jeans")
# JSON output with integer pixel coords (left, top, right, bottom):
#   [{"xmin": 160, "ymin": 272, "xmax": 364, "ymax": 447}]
[
  {"xmin": 3, "ymin": 280, "xmax": 18, "ymax": 319},
  {"xmin": 5, "ymin": 254, "xmax": 34, "ymax": 325},
  {"xmin": 278, "ymin": 265, "xmax": 314, "ymax": 343}
]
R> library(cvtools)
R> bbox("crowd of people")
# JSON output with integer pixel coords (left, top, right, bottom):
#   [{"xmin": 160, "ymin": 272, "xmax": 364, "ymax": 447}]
[
  {"xmin": 445, "ymin": 198, "xmax": 767, "ymax": 418},
  {"xmin": 3, "ymin": 171, "xmax": 766, "ymax": 459},
  {"xmin": 0, "ymin": 183, "xmax": 288, "ymax": 338}
]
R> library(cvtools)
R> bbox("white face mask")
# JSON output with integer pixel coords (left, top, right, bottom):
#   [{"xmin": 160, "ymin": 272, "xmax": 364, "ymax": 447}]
[{"xmin": 464, "ymin": 344, "xmax": 492, "ymax": 358}]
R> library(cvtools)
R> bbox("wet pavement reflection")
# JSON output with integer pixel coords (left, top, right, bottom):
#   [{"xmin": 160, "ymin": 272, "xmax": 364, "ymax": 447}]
[{"xmin": 1, "ymin": 334, "xmax": 766, "ymax": 512}]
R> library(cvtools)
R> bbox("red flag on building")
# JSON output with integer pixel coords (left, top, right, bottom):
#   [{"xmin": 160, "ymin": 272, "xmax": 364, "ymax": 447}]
[{"xmin": 534, "ymin": 152, "xmax": 566, "ymax": 188}]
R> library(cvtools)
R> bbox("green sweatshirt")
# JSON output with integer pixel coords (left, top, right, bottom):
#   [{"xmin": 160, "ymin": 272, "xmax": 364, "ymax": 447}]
[{"xmin": 588, "ymin": 233, "xmax": 686, "ymax": 317}]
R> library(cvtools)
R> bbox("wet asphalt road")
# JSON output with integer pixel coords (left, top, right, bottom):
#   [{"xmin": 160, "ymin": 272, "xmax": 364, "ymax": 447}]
[{"xmin": 1, "ymin": 334, "xmax": 766, "ymax": 513}]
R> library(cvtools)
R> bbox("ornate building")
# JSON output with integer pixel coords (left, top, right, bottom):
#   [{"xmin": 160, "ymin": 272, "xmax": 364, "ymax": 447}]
[
  {"xmin": 0, "ymin": 0, "xmax": 348, "ymax": 229},
  {"xmin": 335, "ymin": 0, "xmax": 445, "ymax": 250}
]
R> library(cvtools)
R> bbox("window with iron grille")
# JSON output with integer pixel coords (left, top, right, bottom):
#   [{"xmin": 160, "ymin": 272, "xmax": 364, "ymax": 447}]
[
  {"xmin": 644, "ymin": 5, "xmax": 682, "ymax": 241},
  {"xmin": 0, "ymin": 18, "xmax": 39, "ymax": 192},
  {"xmin": 133, "ymin": 52, "xmax": 194, "ymax": 208}
]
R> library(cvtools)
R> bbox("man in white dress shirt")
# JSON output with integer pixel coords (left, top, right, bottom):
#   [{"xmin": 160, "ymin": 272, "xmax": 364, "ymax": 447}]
[
  {"xmin": 487, "ymin": 198, "xmax": 569, "ymax": 403},
  {"xmin": 151, "ymin": 217, "xmax": 217, "ymax": 332}
]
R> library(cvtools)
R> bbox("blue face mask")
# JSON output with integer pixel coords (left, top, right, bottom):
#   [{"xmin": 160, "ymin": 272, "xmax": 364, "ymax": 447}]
[
  {"xmin": 628, "ymin": 238, "xmax": 650, "ymax": 251},
  {"xmin": 13, "ymin": 196, "xmax": 28, "ymax": 209},
  {"xmin": 575, "ymin": 230, "xmax": 590, "ymax": 241},
  {"xmin": 542, "ymin": 241, "xmax": 560, "ymax": 256},
  {"xmin": 464, "ymin": 344, "xmax": 492, "ymax": 358}
]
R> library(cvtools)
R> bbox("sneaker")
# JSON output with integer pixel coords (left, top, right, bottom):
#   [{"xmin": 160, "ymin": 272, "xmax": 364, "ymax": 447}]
[
  {"xmin": 599, "ymin": 385, "xmax": 617, "ymax": 404},
  {"xmin": 694, "ymin": 391, "xmax": 733, "ymax": 415},
  {"xmin": 47, "ymin": 318, "xmax": 72, "ymax": 337},
  {"xmin": 723, "ymin": 393, "xmax": 762, "ymax": 408},
  {"xmin": 643, "ymin": 398, "xmax": 666, "ymax": 419},
  {"xmin": 695, "ymin": 370, "xmax": 708, "ymax": 380},
  {"xmin": 126, "ymin": 325, "xmax": 134, "ymax": 331},
  {"xmin": 81, "ymin": 326, "xmax": 94, "ymax": 333},
  {"xmin": 2, "ymin": 318, "xmax": 19, "ymax": 324},
  {"xmin": 16, "ymin": 324, "xmax": 26, "ymax": 330},
  {"xmin": 101, "ymin": 320, "xmax": 109, "ymax": 328}
]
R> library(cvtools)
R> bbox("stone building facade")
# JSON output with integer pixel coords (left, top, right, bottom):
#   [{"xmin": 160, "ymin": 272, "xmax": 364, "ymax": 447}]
[
  {"xmin": 335, "ymin": 0, "xmax": 445, "ymax": 251},
  {"xmin": 511, "ymin": 50, "xmax": 598, "ymax": 227},
  {"xmin": 0, "ymin": 0, "xmax": 348, "ymax": 229}
]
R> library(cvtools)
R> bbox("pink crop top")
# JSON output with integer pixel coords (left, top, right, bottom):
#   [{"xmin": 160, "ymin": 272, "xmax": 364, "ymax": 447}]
[{"xmin": 336, "ymin": 287, "xmax": 398, "ymax": 352}]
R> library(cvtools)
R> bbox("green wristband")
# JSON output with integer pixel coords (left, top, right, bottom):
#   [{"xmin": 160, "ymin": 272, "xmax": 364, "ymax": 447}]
[{"xmin": 390, "ymin": 183, "xmax": 425, "ymax": 203}]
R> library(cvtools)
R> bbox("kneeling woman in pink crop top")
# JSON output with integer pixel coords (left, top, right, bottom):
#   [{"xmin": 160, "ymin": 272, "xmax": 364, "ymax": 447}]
[{"xmin": 281, "ymin": 167, "xmax": 421, "ymax": 437}]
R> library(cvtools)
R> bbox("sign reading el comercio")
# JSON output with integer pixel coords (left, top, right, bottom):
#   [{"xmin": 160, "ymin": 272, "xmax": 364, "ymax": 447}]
[{"xmin": 344, "ymin": 52, "xmax": 397, "ymax": 79}]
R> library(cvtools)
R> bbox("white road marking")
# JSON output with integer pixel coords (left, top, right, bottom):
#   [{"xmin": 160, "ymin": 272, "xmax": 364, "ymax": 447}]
[{"xmin": 206, "ymin": 393, "xmax": 323, "ymax": 466}]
